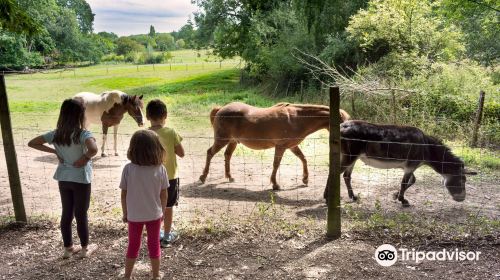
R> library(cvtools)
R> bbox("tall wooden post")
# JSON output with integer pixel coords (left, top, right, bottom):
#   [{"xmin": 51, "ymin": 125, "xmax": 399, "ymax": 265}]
[
  {"xmin": 326, "ymin": 86, "xmax": 341, "ymax": 239},
  {"xmin": 470, "ymin": 90, "xmax": 485, "ymax": 147},
  {"xmin": 0, "ymin": 74, "xmax": 27, "ymax": 222}
]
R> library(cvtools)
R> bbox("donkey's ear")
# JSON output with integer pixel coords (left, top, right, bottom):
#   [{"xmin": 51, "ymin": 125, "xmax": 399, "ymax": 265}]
[
  {"xmin": 463, "ymin": 168, "xmax": 478, "ymax": 175},
  {"xmin": 139, "ymin": 95, "xmax": 143, "ymax": 100}
]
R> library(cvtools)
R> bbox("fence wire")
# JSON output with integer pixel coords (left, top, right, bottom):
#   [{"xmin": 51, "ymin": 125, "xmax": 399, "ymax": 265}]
[{"xmin": 1, "ymin": 117, "xmax": 498, "ymax": 226}]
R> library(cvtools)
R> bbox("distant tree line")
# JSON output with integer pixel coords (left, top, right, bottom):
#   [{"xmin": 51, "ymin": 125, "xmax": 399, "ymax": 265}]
[{"xmin": 0, "ymin": 0, "xmax": 198, "ymax": 69}]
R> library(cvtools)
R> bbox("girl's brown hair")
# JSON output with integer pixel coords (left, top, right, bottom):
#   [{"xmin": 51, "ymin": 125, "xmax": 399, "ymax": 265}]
[
  {"xmin": 127, "ymin": 130, "xmax": 165, "ymax": 166},
  {"xmin": 53, "ymin": 98, "xmax": 85, "ymax": 146}
]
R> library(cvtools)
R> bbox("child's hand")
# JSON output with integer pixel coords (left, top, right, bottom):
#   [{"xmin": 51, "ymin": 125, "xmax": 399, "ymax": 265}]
[{"xmin": 73, "ymin": 155, "xmax": 89, "ymax": 168}]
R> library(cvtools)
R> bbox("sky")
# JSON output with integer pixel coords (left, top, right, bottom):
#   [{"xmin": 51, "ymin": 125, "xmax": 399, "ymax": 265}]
[{"xmin": 86, "ymin": 0, "xmax": 198, "ymax": 36}]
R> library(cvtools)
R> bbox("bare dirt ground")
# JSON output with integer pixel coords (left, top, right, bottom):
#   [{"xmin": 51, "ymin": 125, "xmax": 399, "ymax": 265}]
[{"xmin": 1, "ymin": 132, "xmax": 499, "ymax": 279}]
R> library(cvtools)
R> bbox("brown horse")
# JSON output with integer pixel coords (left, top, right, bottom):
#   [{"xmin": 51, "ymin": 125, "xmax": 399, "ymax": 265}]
[
  {"xmin": 199, "ymin": 102, "xmax": 350, "ymax": 190},
  {"xmin": 74, "ymin": 91, "xmax": 144, "ymax": 156}
]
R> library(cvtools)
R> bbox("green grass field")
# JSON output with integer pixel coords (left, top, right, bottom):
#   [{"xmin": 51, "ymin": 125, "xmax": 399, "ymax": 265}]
[{"xmin": 3, "ymin": 49, "xmax": 498, "ymax": 170}]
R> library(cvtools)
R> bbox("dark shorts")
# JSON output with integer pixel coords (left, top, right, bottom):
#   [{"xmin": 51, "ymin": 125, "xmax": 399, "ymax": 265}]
[{"xmin": 166, "ymin": 178, "xmax": 179, "ymax": 207}]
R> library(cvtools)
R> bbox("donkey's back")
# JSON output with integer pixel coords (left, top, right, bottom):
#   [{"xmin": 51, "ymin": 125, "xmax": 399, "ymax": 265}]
[{"xmin": 341, "ymin": 120, "xmax": 430, "ymax": 168}]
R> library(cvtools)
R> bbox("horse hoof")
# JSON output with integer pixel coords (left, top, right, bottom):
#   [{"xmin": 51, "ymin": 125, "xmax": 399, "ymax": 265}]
[
  {"xmin": 402, "ymin": 200, "xmax": 410, "ymax": 207},
  {"xmin": 114, "ymin": 153, "xmax": 119, "ymax": 156},
  {"xmin": 302, "ymin": 178, "xmax": 309, "ymax": 186},
  {"xmin": 351, "ymin": 195, "xmax": 358, "ymax": 201},
  {"xmin": 199, "ymin": 175, "xmax": 207, "ymax": 183},
  {"xmin": 101, "ymin": 153, "xmax": 107, "ymax": 157},
  {"xmin": 227, "ymin": 177, "xmax": 235, "ymax": 183},
  {"xmin": 272, "ymin": 184, "xmax": 281, "ymax": 191}
]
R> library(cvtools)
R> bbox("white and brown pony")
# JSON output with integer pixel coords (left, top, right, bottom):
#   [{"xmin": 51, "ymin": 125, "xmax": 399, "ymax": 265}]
[
  {"xmin": 74, "ymin": 90, "xmax": 144, "ymax": 157},
  {"xmin": 325, "ymin": 120, "xmax": 477, "ymax": 206},
  {"xmin": 199, "ymin": 102, "xmax": 350, "ymax": 190}
]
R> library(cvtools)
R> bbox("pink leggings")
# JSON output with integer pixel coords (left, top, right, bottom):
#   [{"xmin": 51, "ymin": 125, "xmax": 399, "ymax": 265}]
[{"xmin": 127, "ymin": 218, "xmax": 161, "ymax": 259}]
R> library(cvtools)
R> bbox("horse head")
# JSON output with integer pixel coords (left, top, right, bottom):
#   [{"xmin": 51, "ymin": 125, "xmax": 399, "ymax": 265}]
[
  {"xmin": 442, "ymin": 166, "xmax": 477, "ymax": 202},
  {"xmin": 123, "ymin": 95, "xmax": 144, "ymax": 127}
]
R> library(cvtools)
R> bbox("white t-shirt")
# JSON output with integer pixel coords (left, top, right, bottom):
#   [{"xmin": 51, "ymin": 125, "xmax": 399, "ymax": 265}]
[{"xmin": 119, "ymin": 163, "xmax": 169, "ymax": 222}]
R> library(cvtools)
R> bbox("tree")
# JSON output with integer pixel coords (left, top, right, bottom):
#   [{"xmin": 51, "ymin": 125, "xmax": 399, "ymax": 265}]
[
  {"xmin": 56, "ymin": 0, "xmax": 94, "ymax": 34},
  {"xmin": 115, "ymin": 37, "xmax": 143, "ymax": 55},
  {"xmin": 0, "ymin": 0, "xmax": 41, "ymax": 35},
  {"xmin": 347, "ymin": 0, "xmax": 465, "ymax": 64},
  {"xmin": 438, "ymin": 0, "xmax": 499, "ymax": 65},
  {"xmin": 175, "ymin": 39, "xmax": 186, "ymax": 49},
  {"xmin": 293, "ymin": 0, "xmax": 367, "ymax": 51},
  {"xmin": 149, "ymin": 25, "xmax": 156, "ymax": 37},
  {"xmin": 155, "ymin": 33, "xmax": 175, "ymax": 51},
  {"xmin": 177, "ymin": 19, "xmax": 195, "ymax": 48},
  {"xmin": 97, "ymin": 31, "xmax": 118, "ymax": 41},
  {"xmin": 45, "ymin": 7, "xmax": 84, "ymax": 62}
]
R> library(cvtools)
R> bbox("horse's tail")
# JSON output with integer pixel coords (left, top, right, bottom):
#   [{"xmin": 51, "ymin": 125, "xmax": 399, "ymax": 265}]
[
  {"xmin": 210, "ymin": 106, "xmax": 221, "ymax": 126},
  {"xmin": 339, "ymin": 109, "xmax": 351, "ymax": 122}
]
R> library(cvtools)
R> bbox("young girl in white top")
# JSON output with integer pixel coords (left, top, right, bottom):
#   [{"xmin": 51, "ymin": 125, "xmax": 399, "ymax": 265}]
[
  {"xmin": 120, "ymin": 130, "xmax": 169, "ymax": 280},
  {"xmin": 28, "ymin": 98, "xmax": 98, "ymax": 259}
]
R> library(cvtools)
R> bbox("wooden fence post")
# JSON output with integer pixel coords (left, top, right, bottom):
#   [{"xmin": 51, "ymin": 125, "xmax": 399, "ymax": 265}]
[
  {"xmin": 470, "ymin": 90, "xmax": 485, "ymax": 147},
  {"xmin": 391, "ymin": 89, "xmax": 397, "ymax": 124},
  {"xmin": 0, "ymin": 74, "xmax": 27, "ymax": 222},
  {"xmin": 326, "ymin": 86, "xmax": 341, "ymax": 239}
]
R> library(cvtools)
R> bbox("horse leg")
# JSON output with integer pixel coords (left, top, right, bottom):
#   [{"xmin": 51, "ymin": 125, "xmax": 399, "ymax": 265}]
[
  {"xmin": 270, "ymin": 147, "xmax": 286, "ymax": 190},
  {"xmin": 344, "ymin": 165, "xmax": 357, "ymax": 201},
  {"xmin": 324, "ymin": 154, "xmax": 358, "ymax": 202},
  {"xmin": 101, "ymin": 125, "xmax": 109, "ymax": 157},
  {"xmin": 290, "ymin": 146, "xmax": 308, "ymax": 186},
  {"xmin": 113, "ymin": 125, "xmax": 119, "ymax": 156},
  {"xmin": 199, "ymin": 138, "xmax": 229, "ymax": 183},
  {"xmin": 224, "ymin": 141, "xmax": 237, "ymax": 182},
  {"xmin": 393, "ymin": 173, "xmax": 416, "ymax": 207}
]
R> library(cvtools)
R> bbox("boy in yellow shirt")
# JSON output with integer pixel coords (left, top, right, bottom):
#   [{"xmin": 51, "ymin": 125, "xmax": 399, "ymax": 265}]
[{"xmin": 146, "ymin": 99, "xmax": 185, "ymax": 247}]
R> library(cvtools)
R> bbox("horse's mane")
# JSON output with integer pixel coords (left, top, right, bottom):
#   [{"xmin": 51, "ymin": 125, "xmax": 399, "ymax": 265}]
[{"xmin": 424, "ymin": 134, "xmax": 463, "ymax": 165}]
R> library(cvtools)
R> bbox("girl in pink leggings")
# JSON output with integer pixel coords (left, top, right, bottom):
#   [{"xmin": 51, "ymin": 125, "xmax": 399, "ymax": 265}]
[{"xmin": 120, "ymin": 130, "xmax": 169, "ymax": 280}]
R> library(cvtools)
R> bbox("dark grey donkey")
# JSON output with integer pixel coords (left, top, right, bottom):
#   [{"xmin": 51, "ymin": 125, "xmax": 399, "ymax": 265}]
[{"xmin": 324, "ymin": 120, "xmax": 477, "ymax": 206}]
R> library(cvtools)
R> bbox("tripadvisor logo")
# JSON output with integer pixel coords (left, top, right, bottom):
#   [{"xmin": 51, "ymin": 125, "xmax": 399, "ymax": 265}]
[{"xmin": 375, "ymin": 244, "xmax": 481, "ymax": 267}]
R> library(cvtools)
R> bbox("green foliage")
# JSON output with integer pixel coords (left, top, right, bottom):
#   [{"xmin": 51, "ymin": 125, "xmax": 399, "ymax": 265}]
[
  {"xmin": 156, "ymin": 33, "xmax": 175, "ymax": 51},
  {"xmin": 56, "ymin": 0, "xmax": 94, "ymax": 34},
  {"xmin": 0, "ymin": 32, "xmax": 44, "ymax": 69},
  {"xmin": 149, "ymin": 25, "xmax": 156, "ymax": 37},
  {"xmin": 0, "ymin": 0, "xmax": 42, "ymax": 35},
  {"xmin": 97, "ymin": 31, "xmax": 118, "ymax": 41},
  {"xmin": 293, "ymin": 0, "xmax": 368, "ymax": 51},
  {"xmin": 347, "ymin": 0, "xmax": 465, "ymax": 69},
  {"xmin": 438, "ymin": 0, "xmax": 499, "ymax": 65},
  {"xmin": 1, "ymin": 0, "xmax": 112, "ymax": 67},
  {"xmin": 175, "ymin": 39, "xmax": 186, "ymax": 49},
  {"xmin": 115, "ymin": 37, "xmax": 144, "ymax": 56}
]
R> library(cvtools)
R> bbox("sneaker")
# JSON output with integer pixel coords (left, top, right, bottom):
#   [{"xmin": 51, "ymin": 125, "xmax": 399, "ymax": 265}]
[
  {"xmin": 160, "ymin": 231, "xmax": 179, "ymax": 247},
  {"xmin": 159, "ymin": 229, "xmax": 165, "ymax": 241},
  {"xmin": 78, "ymin": 243, "xmax": 97, "ymax": 259},
  {"xmin": 62, "ymin": 245, "xmax": 81, "ymax": 259}
]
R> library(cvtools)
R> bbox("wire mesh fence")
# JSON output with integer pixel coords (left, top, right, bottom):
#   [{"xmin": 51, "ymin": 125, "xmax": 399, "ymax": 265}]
[{"xmin": 1, "ymin": 114, "xmax": 498, "ymax": 227}]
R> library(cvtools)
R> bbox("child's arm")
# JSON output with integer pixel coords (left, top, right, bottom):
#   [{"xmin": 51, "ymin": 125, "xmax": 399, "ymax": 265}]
[
  {"xmin": 74, "ymin": 138, "xmax": 98, "ymax": 168},
  {"xmin": 121, "ymin": 190, "xmax": 128, "ymax": 223},
  {"xmin": 174, "ymin": 143, "xmax": 185, "ymax": 158},
  {"xmin": 28, "ymin": 135, "xmax": 56, "ymax": 154},
  {"xmin": 160, "ymin": 189, "xmax": 168, "ymax": 216}
]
